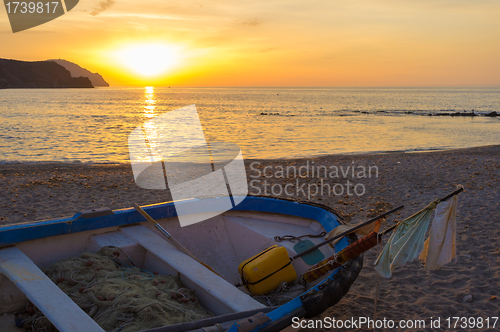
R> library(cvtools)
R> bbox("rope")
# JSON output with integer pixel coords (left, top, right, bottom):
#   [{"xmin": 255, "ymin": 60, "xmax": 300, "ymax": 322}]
[
  {"xmin": 19, "ymin": 248, "xmax": 213, "ymax": 332},
  {"xmin": 304, "ymin": 256, "xmax": 339, "ymax": 275},
  {"xmin": 252, "ymin": 281, "xmax": 290, "ymax": 306},
  {"xmin": 251, "ymin": 281, "xmax": 306, "ymax": 307},
  {"xmin": 274, "ymin": 232, "xmax": 326, "ymax": 243}
]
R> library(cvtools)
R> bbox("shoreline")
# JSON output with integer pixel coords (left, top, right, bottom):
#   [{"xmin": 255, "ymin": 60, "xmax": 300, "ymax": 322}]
[
  {"xmin": 1, "ymin": 144, "xmax": 499, "ymax": 166},
  {"xmin": 247, "ymin": 143, "xmax": 500, "ymax": 162}
]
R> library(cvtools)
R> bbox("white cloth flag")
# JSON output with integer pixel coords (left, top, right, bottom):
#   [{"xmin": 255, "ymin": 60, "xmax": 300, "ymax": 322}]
[
  {"xmin": 419, "ymin": 195, "xmax": 458, "ymax": 270},
  {"xmin": 374, "ymin": 204, "xmax": 435, "ymax": 278}
]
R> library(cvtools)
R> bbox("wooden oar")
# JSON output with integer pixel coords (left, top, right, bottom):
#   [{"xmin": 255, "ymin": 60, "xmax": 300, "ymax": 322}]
[{"xmin": 133, "ymin": 203, "xmax": 219, "ymax": 275}]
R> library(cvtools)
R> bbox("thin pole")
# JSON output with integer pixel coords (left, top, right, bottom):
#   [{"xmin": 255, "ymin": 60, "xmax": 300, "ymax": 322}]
[
  {"xmin": 440, "ymin": 186, "xmax": 464, "ymax": 202},
  {"xmin": 133, "ymin": 203, "xmax": 219, "ymax": 275},
  {"xmin": 292, "ymin": 205, "xmax": 405, "ymax": 260}
]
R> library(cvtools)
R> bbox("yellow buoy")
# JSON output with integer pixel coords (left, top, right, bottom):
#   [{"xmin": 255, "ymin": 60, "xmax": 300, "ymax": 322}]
[{"xmin": 238, "ymin": 245, "xmax": 297, "ymax": 295}]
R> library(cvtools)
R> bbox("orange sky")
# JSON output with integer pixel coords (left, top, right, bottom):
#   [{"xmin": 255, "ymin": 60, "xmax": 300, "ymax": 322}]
[{"xmin": 1, "ymin": 0, "xmax": 500, "ymax": 87}]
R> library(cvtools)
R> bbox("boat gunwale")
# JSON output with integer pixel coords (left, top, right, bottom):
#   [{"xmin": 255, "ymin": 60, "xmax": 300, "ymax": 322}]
[{"xmin": 0, "ymin": 196, "xmax": 345, "ymax": 247}]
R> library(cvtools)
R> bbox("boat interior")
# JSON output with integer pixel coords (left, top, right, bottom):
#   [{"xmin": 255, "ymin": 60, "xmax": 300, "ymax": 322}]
[{"xmin": 0, "ymin": 201, "xmax": 343, "ymax": 331}]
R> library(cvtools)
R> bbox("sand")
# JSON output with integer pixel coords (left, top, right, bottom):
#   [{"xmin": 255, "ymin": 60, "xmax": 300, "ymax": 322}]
[{"xmin": 1, "ymin": 145, "xmax": 499, "ymax": 331}]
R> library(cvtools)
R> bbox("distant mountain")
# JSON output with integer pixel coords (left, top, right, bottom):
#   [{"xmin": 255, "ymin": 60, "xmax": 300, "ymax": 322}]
[
  {"xmin": 47, "ymin": 59, "xmax": 109, "ymax": 87},
  {"xmin": 0, "ymin": 58, "xmax": 93, "ymax": 89}
]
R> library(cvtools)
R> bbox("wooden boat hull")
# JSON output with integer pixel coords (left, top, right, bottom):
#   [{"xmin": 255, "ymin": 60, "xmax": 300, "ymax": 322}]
[{"xmin": 0, "ymin": 196, "xmax": 362, "ymax": 332}]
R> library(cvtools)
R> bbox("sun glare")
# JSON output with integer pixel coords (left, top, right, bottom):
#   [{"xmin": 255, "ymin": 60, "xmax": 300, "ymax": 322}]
[{"xmin": 117, "ymin": 44, "xmax": 181, "ymax": 77}]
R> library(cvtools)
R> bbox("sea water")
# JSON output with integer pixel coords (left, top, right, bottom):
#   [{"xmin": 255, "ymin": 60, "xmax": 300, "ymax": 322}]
[{"xmin": 0, "ymin": 87, "xmax": 499, "ymax": 163}]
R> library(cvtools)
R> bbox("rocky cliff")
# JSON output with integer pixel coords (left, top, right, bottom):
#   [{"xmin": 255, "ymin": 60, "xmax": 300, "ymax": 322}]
[
  {"xmin": 0, "ymin": 58, "xmax": 94, "ymax": 89},
  {"xmin": 47, "ymin": 59, "xmax": 109, "ymax": 87}
]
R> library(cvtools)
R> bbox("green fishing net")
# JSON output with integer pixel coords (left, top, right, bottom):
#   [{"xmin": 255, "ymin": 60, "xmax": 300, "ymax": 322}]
[{"xmin": 20, "ymin": 247, "xmax": 213, "ymax": 332}]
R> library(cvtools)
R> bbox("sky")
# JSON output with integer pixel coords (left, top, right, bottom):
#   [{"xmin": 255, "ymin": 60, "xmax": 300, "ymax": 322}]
[{"xmin": 1, "ymin": 0, "xmax": 500, "ymax": 87}]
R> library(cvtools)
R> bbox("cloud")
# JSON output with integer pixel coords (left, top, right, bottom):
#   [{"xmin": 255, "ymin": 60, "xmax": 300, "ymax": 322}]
[
  {"xmin": 260, "ymin": 47, "xmax": 276, "ymax": 53},
  {"xmin": 90, "ymin": 0, "xmax": 116, "ymax": 16},
  {"xmin": 237, "ymin": 18, "xmax": 263, "ymax": 27}
]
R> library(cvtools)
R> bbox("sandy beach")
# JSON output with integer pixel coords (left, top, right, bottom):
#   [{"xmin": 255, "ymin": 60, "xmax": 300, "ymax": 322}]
[{"xmin": 1, "ymin": 145, "xmax": 499, "ymax": 331}]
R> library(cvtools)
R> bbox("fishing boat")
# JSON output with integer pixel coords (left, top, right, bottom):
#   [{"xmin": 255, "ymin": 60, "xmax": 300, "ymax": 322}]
[{"xmin": 0, "ymin": 196, "xmax": 363, "ymax": 332}]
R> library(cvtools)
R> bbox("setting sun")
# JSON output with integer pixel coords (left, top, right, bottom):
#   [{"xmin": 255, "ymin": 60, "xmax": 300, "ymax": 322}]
[{"xmin": 115, "ymin": 44, "xmax": 181, "ymax": 77}]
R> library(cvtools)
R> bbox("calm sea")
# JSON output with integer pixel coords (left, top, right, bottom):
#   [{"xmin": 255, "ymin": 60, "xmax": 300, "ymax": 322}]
[{"xmin": 0, "ymin": 87, "xmax": 499, "ymax": 163}]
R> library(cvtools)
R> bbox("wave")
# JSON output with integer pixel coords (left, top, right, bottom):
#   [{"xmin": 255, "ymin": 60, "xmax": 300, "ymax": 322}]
[
  {"xmin": 256, "ymin": 108, "xmax": 498, "ymax": 117},
  {"xmin": 0, "ymin": 160, "xmax": 128, "ymax": 165}
]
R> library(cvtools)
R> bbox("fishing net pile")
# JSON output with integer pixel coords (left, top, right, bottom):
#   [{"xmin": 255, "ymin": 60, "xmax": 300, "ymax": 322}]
[
  {"xmin": 252, "ymin": 282, "xmax": 306, "ymax": 307},
  {"xmin": 20, "ymin": 247, "xmax": 213, "ymax": 332}
]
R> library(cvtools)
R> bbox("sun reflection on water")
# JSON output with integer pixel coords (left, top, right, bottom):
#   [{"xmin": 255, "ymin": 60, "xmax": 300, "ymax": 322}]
[
  {"xmin": 143, "ymin": 86, "xmax": 156, "ymax": 118},
  {"xmin": 140, "ymin": 86, "xmax": 163, "ymax": 162}
]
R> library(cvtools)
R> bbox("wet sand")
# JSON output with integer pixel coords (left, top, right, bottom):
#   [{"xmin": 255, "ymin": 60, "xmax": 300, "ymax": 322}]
[{"xmin": 1, "ymin": 145, "xmax": 499, "ymax": 331}]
